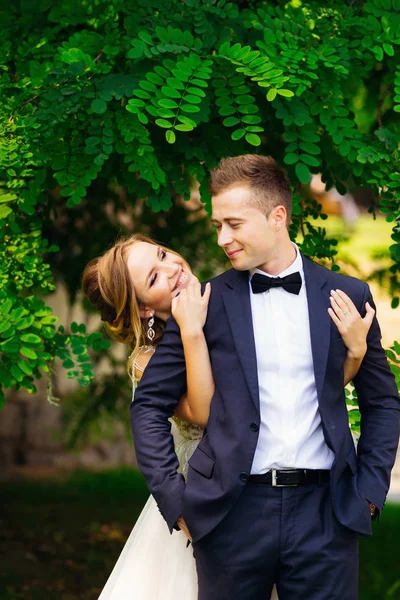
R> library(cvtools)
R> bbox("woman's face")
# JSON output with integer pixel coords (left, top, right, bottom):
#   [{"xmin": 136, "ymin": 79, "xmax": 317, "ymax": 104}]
[{"xmin": 126, "ymin": 241, "xmax": 192, "ymax": 321}]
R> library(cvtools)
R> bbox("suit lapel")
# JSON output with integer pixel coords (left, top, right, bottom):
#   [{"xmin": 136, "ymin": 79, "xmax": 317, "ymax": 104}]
[
  {"xmin": 222, "ymin": 270, "xmax": 260, "ymax": 411},
  {"xmin": 302, "ymin": 257, "xmax": 331, "ymax": 402}
]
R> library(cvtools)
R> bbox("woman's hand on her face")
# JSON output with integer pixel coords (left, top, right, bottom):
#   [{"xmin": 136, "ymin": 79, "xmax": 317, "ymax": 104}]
[
  {"xmin": 171, "ymin": 276, "xmax": 211, "ymax": 338},
  {"xmin": 328, "ymin": 289, "xmax": 375, "ymax": 359}
]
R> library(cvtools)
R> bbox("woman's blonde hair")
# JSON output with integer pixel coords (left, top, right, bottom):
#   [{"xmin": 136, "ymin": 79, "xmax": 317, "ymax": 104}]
[{"xmin": 82, "ymin": 233, "xmax": 183, "ymax": 378}]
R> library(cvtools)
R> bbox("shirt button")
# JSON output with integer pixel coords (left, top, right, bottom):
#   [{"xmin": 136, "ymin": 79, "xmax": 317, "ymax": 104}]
[
  {"xmin": 250, "ymin": 423, "xmax": 259, "ymax": 432},
  {"xmin": 240, "ymin": 472, "xmax": 249, "ymax": 482}
]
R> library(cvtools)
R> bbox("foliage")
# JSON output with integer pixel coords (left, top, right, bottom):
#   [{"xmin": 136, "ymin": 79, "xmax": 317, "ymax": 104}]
[{"xmin": 0, "ymin": 0, "xmax": 399, "ymax": 405}]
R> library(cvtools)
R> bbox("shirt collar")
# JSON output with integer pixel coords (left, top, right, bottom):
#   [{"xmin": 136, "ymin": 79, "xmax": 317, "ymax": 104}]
[{"xmin": 249, "ymin": 243, "xmax": 303, "ymax": 280}]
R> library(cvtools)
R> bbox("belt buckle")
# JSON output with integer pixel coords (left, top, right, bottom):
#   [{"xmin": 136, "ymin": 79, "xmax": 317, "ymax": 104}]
[{"xmin": 271, "ymin": 469, "xmax": 298, "ymax": 487}]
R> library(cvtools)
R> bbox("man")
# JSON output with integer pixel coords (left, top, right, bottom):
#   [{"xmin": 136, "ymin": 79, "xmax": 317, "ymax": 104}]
[{"xmin": 131, "ymin": 154, "xmax": 399, "ymax": 599}]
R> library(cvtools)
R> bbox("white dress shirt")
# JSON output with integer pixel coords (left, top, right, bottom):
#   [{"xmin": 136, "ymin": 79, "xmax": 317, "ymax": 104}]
[{"xmin": 249, "ymin": 245, "xmax": 334, "ymax": 473}]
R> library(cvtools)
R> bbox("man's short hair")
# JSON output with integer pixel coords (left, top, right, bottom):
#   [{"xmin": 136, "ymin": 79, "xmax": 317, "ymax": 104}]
[{"xmin": 209, "ymin": 154, "xmax": 292, "ymax": 224}]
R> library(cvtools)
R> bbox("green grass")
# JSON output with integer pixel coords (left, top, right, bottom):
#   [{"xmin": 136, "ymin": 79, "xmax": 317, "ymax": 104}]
[
  {"xmin": 0, "ymin": 469, "xmax": 149, "ymax": 600},
  {"xmin": 1, "ymin": 469, "xmax": 399, "ymax": 599}
]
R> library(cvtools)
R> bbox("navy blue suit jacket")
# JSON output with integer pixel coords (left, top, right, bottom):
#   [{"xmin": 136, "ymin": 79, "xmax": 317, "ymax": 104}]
[{"xmin": 130, "ymin": 257, "xmax": 400, "ymax": 543}]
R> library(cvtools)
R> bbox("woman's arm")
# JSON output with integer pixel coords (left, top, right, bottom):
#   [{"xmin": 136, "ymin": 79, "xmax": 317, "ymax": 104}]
[
  {"xmin": 328, "ymin": 289, "xmax": 375, "ymax": 385},
  {"xmin": 171, "ymin": 278, "xmax": 213, "ymax": 428},
  {"xmin": 133, "ymin": 278, "xmax": 212, "ymax": 427}
]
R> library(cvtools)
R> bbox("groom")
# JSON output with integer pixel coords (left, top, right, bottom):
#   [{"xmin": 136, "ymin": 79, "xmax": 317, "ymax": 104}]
[{"xmin": 131, "ymin": 154, "xmax": 399, "ymax": 599}]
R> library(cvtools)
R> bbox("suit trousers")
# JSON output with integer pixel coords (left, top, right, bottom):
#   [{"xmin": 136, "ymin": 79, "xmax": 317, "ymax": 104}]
[{"xmin": 193, "ymin": 479, "xmax": 359, "ymax": 600}]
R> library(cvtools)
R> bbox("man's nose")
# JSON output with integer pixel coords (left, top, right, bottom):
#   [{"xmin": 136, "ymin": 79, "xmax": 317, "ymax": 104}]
[{"xmin": 217, "ymin": 227, "xmax": 233, "ymax": 247}]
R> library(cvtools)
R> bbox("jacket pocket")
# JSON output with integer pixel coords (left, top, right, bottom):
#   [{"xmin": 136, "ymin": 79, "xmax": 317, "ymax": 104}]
[{"xmin": 188, "ymin": 446, "xmax": 215, "ymax": 478}]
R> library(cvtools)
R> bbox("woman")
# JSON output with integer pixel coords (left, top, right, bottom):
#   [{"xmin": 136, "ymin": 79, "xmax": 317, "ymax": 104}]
[{"xmin": 82, "ymin": 233, "xmax": 374, "ymax": 600}]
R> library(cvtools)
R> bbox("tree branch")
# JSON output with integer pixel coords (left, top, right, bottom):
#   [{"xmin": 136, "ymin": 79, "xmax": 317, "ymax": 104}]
[{"xmin": 377, "ymin": 85, "xmax": 390, "ymax": 127}]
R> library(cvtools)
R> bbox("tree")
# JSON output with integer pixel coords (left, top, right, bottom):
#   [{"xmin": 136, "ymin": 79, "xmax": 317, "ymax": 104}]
[{"xmin": 0, "ymin": 0, "xmax": 399, "ymax": 408}]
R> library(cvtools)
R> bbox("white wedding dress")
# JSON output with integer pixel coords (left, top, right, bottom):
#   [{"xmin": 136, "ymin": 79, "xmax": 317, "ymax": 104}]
[
  {"xmin": 99, "ymin": 363, "xmax": 279, "ymax": 600},
  {"xmin": 98, "ymin": 412, "xmax": 203, "ymax": 600}
]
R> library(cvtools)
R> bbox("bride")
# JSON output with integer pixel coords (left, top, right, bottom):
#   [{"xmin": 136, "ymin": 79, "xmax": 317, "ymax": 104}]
[{"xmin": 82, "ymin": 233, "xmax": 374, "ymax": 600}]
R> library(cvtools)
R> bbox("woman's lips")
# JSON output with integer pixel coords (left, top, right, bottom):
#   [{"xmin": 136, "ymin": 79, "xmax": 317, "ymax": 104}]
[{"xmin": 173, "ymin": 269, "xmax": 187, "ymax": 292}]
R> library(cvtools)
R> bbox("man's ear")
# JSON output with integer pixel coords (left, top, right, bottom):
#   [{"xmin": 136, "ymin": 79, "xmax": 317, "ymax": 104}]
[
  {"xmin": 139, "ymin": 304, "xmax": 154, "ymax": 319},
  {"xmin": 270, "ymin": 205, "xmax": 287, "ymax": 231}
]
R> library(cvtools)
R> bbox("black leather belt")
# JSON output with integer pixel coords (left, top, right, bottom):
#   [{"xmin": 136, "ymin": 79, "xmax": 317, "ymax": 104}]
[{"xmin": 248, "ymin": 469, "xmax": 330, "ymax": 487}]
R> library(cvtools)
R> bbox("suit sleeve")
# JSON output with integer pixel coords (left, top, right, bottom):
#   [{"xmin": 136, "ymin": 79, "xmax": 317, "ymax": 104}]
[
  {"xmin": 130, "ymin": 315, "xmax": 187, "ymax": 532},
  {"xmin": 353, "ymin": 283, "xmax": 400, "ymax": 513}
]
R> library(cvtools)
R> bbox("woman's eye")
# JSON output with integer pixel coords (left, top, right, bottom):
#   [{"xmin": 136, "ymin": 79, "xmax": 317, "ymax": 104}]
[
  {"xmin": 150, "ymin": 273, "xmax": 157, "ymax": 287},
  {"xmin": 161, "ymin": 250, "xmax": 166, "ymax": 260},
  {"xmin": 231, "ymin": 223, "xmax": 240, "ymax": 228}
]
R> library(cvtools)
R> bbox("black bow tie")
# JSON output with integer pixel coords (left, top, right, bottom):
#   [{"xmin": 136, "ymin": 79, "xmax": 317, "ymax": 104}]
[{"xmin": 251, "ymin": 271, "xmax": 302, "ymax": 295}]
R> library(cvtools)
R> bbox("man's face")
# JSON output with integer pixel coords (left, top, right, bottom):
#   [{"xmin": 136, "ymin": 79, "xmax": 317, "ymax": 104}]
[{"xmin": 211, "ymin": 185, "xmax": 278, "ymax": 272}]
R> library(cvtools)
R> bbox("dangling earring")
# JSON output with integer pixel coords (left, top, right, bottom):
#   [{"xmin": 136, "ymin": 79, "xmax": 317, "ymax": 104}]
[{"xmin": 147, "ymin": 312, "xmax": 155, "ymax": 343}]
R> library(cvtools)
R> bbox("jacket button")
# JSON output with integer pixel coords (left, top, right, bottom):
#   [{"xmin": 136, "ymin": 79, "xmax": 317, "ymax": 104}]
[
  {"xmin": 250, "ymin": 423, "xmax": 259, "ymax": 432},
  {"xmin": 240, "ymin": 472, "xmax": 249, "ymax": 482}
]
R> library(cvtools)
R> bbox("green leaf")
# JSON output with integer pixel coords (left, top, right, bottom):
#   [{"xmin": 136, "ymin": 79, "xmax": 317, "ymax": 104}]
[
  {"xmin": 284, "ymin": 153, "xmax": 299, "ymax": 165},
  {"xmin": 157, "ymin": 108, "xmax": 175, "ymax": 118},
  {"xmin": 133, "ymin": 89, "xmax": 151, "ymax": 100},
  {"xmin": 147, "ymin": 73, "xmax": 164, "ymax": 85},
  {"xmin": 295, "ymin": 162, "xmax": 311, "ymax": 184},
  {"xmin": 41, "ymin": 315, "xmax": 58, "ymax": 325},
  {"xmin": 383, "ymin": 43, "xmax": 394, "ymax": 57},
  {"xmin": 299, "ymin": 142, "xmax": 320, "ymax": 155},
  {"xmin": 166, "ymin": 130, "xmax": 176, "ymax": 144},
  {"xmin": 223, "ymin": 116, "xmax": 240, "ymax": 127},
  {"xmin": 155, "ymin": 119, "xmax": 173, "ymax": 128},
  {"xmin": 10, "ymin": 365, "xmax": 23, "ymax": 383},
  {"xmin": 299, "ymin": 154, "xmax": 320, "ymax": 167},
  {"xmin": 63, "ymin": 358, "xmax": 75, "ymax": 369},
  {"xmin": 20, "ymin": 333, "xmax": 42, "ymax": 345},
  {"xmin": 187, "ymin": 87, "xmax": 206, "ymax": 97},
  {"xmin": 1, "ymin": 299, "xmax": 12, "ymax": 315},
  {"xmin": 183, "ymin": 94, "xmax": 202, "ymax": 104},
  {"xmin": 231, "ymin": 129, "xmax": 246, "ymax": 141},
  {"xmin": 277, "ymin": 89, "xmax": 294, "ymax": 97},
  {"xmin": 267, "ymin": 88, "xmax": 277, "ymax": 102},
  {"xmin": 140, "ymin": 80, "xmax": 157, "ymax": 92},
  {"xmin": 162, "ymin": 86, "xmax": 181, "ymax": 99},
  {"xmin": 20, "ymin": 347, "xmax": 37, "ymax": 360},
  {"xmin": 372, "ymin": 46, "xmax": 384, "ymax": 61},
  {"xmin": 177, "ymin": 115, "xmax": 197, "ymax": 127},
  {"xmin": 138, "ymin": 31, "xmax": 152, "ymax": 44},
  {"xmin": 0, "ymin": 193, "xmax": 17, "ymax": 204},
  {"xmin": 242, "ymin": 115, "xmax": 262, "ymax": 125},
  {"xmin": 245, "ymin": 133, "xmax": 261, "ymax": 146},
  {"xmin": 0, "ymin": 321, "xmax": 11, "ymax": 334},
  {"xmin": 15, "ymin": 316, "xmax": 35, "ymax": 330},
  {"xmin": 245, "ymin": 126, "xmax": 264, "ymax": 133},
  {"xmin": 91, "ymin": 99, "xmax": 107, "ymax": 114},
  {"xmin": 175, "ymin": 123, "xmax": 194, "ymax": 131},
  {"xmin": 0, "ymin": 205, "xmax": 12, "ymax": 219},
  {"xmin": 18, "ymin": 360, "xmax": 33, "ymax": 376},
  {"xmin": 181, "ymin": 104, "xmax": 200, "ymax": 113},
  {"xmin": 158, "ymin": 99, "xmax": 178, "ymax": 109}
]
